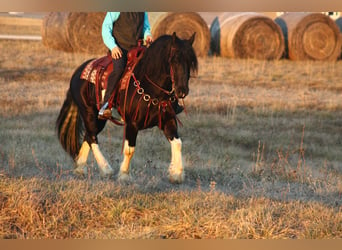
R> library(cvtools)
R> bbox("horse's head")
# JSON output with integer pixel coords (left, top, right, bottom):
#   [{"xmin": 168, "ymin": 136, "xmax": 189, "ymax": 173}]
[
  {"xmin": 135, "ymin": 32, "xmax": 198, "ymax": 100},
  {"xmin": 169, "ymin": 32, "xmax": 198, "ymax": 99}
]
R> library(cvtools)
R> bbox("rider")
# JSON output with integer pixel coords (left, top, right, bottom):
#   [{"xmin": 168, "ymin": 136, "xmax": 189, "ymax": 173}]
[
  {"xmin": 98, "ymin": 12, "xmax": 184, "ymax": 120},
  {"xmin": 98, "ymin": 12, "xmax": 153, "ymax": 120}
]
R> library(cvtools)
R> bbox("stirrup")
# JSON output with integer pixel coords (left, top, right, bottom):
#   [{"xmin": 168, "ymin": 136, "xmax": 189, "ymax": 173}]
[
  {"xmin": 98, "ymin": 104, "xmax": 124, "ymax": 124},
  {"xmin": 98, "ymin": 109, "xmax": 113, "ymax": 120},
  {"xmin": 98, "ymin": 102, "xmax": 109, "ymax": 116}
]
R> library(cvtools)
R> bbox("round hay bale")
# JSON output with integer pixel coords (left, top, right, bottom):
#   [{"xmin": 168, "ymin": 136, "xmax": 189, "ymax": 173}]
[
  {"xmin": 67, "ymin": 12, "xmax": 107, "ymax": 55},
  {"xmin": 210, "ymin": 12, "xmax": 285, "ymax": 60},
  {"xmin": 275, "ymin": 12, "xmax": 341, "ymax": 61},
  {"xmin": 151, "ymin": 12, "xmax": 210, "ymax": 57},
  {"xmin": 41, "ymin": 12, "xmax": 73, "ymax": 52},
  {"xmin": 148, "ymin": 12, "xmax": 168, "ymax": 28}
]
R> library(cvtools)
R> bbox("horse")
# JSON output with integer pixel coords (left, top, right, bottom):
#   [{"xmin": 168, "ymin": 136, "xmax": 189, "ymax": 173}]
[{"xmin": 56, "ymin": 32, "xmax": 198, "ymax": 183}]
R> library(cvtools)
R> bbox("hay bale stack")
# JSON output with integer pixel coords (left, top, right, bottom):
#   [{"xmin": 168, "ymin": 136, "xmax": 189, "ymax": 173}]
[
  {"xmin": 151, "ymin": 12, "xmax": 210, "ymax": 57},
  {"xmin": 210, "ymin": 12, "xmax": 284, "ymax": 60},
  {"xmin": 275, "ymin": 12, "xmax": 341, "ymax": 61},
  {"xmin": 42, "ymin": 12, "xmax": 107, "ymax": 54},
  {"xmin": 41, "ymin": 12, "xmax": 73, "ymax": 52}
]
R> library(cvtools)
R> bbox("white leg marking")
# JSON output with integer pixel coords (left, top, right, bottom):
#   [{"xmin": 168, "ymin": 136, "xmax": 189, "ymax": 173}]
[
  {"xmin": 91, "ymin": 143, "xmax": 114, "ymax": 178},
  {"xmin": 118, "ymin": 140, "xmax": 135, "ymax": 182},
  {"xmin": 169, "ymin": 138, "xmax": 184, "ymax": 184},
  {"xmin": 74, "ymin": 141, "xmax": 90, "ymax": 177}
]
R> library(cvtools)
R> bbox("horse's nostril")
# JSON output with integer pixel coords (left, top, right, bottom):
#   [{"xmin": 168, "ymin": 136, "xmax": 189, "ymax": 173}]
[
  {"xmin": 177, "ymin": 91, "xmax": 184, "ymax": 98},
  {"xmin": 177, "ymin": 89, "xmax": 187, "ymax": 98}
]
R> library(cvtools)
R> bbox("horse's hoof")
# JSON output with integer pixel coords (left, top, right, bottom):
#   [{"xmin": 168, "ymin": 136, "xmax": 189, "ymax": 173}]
[
  {"xmin": 74, "ymin": 166, "xmax": 88, "ymax": 178},
  {"xmin": 169, "ymin": 171, "xmax": 184, "ymax": 184},
  {"xmin": 99, "ymin": 166, "xmax": 114, "ymax": 179},
  {"xmin": 118, "ymin": 172, "xmax": 131, "ymax": 184}
]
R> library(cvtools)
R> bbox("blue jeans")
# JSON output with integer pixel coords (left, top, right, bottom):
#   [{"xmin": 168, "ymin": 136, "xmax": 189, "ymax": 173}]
[{"xmin": 103, "ymin": 48, "xmax": 128, "ymax": 104}]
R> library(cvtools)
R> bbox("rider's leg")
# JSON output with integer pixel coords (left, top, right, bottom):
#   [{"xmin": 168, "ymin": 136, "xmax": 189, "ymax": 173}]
[{"xmin": 98, "ymin": 49, "xmax": 127, "ymax": 119}]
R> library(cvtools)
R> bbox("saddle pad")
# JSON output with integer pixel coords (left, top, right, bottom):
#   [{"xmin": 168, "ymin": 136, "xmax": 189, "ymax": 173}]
[
  {"xmin": 80, "ymin": 55, "xmax": 113, "ymax": 89},
  {"xmin": 79, "ymin": 47, "xmax": 145, "ymax": 110}
]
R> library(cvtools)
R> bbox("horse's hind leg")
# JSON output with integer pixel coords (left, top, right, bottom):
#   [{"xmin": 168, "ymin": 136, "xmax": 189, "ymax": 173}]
[
  {"xmin": 79, "ymin": 106, "xmax": 114, "ymax": 178},
  {"xmin": 74, "ymin": 141, "xmax": 90, "ymax": 177},
  {"xmin": 74, "ymin": 132, "xmax": 114, "ymax": 178},
  {"xmin": 164, "ymin": 119, "xmax": 184, "ymax": 184},
  {"xmin": 90, "ymin": 140, "xmax": 114, "ymax": 178}
]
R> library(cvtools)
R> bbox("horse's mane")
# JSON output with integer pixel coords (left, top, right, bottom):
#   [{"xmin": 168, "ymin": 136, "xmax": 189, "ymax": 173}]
[{"xmin": 135, "ymin": 34, "xmax": 198, "ymax": 78}]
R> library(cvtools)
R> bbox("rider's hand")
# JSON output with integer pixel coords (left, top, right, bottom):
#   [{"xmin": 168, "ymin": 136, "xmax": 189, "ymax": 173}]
[
  {"xmin": 111, "ymin": 46, "xmax": 122, "ymax": 60},
  {"xmin": 145, "ymin": 35, "xmax": 153, "ymax": 46}
]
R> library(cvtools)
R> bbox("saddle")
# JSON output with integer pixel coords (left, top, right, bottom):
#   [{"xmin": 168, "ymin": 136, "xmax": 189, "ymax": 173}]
[{"xmin": 80, "ymin": 45, "xmax": 146, "ymax": 110}]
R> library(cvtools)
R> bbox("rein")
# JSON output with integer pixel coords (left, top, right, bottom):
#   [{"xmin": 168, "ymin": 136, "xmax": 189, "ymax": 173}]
[{"xmin": 144, "ymin": 74, "xmax": 175, "ymax": 96}]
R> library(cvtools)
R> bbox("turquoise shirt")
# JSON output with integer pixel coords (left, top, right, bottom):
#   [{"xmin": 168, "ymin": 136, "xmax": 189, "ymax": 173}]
[{"xmin": 102, "ymin": 12, "xmax": 152, "ymax": 51}]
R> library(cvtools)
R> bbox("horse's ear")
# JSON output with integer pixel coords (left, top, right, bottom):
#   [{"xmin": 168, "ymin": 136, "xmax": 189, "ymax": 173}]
[
  {"xmin": 189, "ymin": 32, "xmax": 196, "ymax": 45},
  {"xmin": 172, "ymin": 32, "xmax": 177, "ymax": 44}
]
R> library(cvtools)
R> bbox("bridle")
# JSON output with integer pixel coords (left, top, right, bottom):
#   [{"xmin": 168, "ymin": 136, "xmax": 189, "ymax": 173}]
[
  {"xmin": 144, "ymin": 74, "xmax": 175, "ymax": 96},
  {"xmin": 144, "ymin": 46, "xmax": 177, "ymax": 97},
  {"xmin": 124, "ymin": 45, "xmax": 184, "ymax": 128},
  {"xmin": 130, "ymin": 45, "xmax": 179, "ymax": 104}
]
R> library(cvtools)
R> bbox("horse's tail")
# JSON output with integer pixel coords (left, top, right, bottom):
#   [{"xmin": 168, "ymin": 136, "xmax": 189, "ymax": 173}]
[{"xmin": 56, "ymin": 89, "xmax": 84, "ymax": 160}]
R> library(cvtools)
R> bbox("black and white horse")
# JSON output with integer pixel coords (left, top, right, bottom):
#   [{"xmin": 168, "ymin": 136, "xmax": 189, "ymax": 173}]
[{"xmin": 56, "ymin": 32, "xmax": 198, "ymax": 183}]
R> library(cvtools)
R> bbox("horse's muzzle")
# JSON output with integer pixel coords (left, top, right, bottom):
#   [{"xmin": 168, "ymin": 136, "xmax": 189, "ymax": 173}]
[{"xmin": 176, "ymin": 87, "xmax": 189, "ymax": 99}]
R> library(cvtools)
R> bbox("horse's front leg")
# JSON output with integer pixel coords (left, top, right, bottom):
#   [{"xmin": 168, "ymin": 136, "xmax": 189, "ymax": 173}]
[
  {"xmin": 164, "ymin": 119, "xmax": 184, "ymax": 184},
  {"xmin": 118, "ymin": 124, "xmax": 137, "ymax": 182}
]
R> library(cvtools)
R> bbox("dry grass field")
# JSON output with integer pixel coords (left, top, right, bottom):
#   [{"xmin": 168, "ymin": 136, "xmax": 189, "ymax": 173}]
[{"xmin": 0, "ymin": 16, "xmax": 341, "ymax": 239}]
